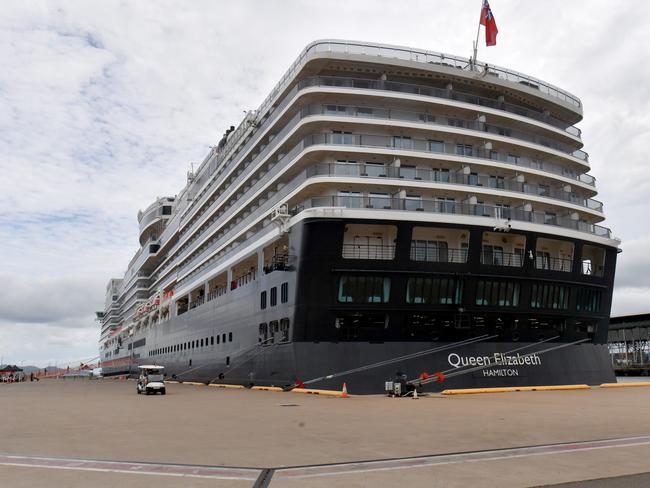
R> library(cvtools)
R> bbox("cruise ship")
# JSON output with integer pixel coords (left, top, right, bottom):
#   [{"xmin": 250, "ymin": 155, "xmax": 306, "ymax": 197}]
[{"xmin": 97, "ymin": 40, "xmax": 620, "ymax": 393}]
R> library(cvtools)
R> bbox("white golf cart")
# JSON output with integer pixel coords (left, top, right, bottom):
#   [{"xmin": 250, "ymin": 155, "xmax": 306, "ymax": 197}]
[{"xmin": 136, "ymin": 365, "xmax": 166, "ymax": 395}]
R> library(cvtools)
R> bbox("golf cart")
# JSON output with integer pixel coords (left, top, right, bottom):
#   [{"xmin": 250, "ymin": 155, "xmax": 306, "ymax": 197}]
[{"xmin": 136, "ymin": 365, "xmax": 166, "ymax": 395}]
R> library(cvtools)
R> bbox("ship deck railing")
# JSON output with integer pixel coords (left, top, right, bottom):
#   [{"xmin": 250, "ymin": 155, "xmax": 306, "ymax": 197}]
[{"xmin": 304, "ymin": 196, "xmax": 612, "ymax": 239}]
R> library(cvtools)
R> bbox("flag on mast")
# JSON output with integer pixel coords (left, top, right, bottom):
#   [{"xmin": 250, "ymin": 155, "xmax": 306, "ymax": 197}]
[{"xmin": 480, "ymin": 0, "xmax": 498, "ymax": 46}]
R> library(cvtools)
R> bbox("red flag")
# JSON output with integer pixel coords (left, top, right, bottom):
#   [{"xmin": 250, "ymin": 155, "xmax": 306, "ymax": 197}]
[{"xmin": 480, "ymin": 0, "xmax": 498, "ymax": 46}]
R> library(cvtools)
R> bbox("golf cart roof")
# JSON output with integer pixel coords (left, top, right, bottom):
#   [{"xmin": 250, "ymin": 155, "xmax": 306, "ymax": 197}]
[{"xmin": 139, "ymin": 365, "xmax": 165, "ymax": 370}]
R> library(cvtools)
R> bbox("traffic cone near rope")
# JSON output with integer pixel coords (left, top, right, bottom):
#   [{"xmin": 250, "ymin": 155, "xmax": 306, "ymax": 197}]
[{"xmin": 342, "ymin": 383, "xmax": 348, "ymax": 398}]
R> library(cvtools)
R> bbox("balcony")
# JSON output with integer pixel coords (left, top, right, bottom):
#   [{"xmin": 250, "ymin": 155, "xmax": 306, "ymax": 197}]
[
  {"xmin": 307, "ymin": 163, "xmax": 603, "ymax": 213},
  {"xmin": 342, "ymin": 244, "xmax": 395, "ymax": 260},
  {"xmin": 410, "ymin": 245, "xmax": 468, "ymax": 263},
  {"xmin": 480, "ymin": 250, "xmax": 524, "ymax": 267},
  {"xmin": 305, "ymin": 195, "xmax": 612, "ymax": 239},
  {"xmin": 304, "ymin": 133, "xmax": 593, "ymax": 186},
  {"xmin": 304, "ymin": 103, "xmax": 585, "ymax": 162}
]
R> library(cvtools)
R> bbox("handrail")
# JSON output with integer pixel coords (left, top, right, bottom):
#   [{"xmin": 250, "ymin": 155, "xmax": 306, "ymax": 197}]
[{"xmin": 304, "ymin": 195, "xmax": 612, "ymax": 238}]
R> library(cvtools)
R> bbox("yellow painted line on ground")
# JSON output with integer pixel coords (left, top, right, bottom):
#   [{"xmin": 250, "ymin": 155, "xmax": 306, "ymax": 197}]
[
  {"xmin": 208, "ymin": 383, "xmax": 245, "ymax": 389},
  {"xmin": 291, "ymin": 388, "xmax": 348, "ymax": 397},
  {"xmin": 600, "ymin": 382, "xmax": 650, "ymax": 388},
  {"xmin": 251, "ymin": 386, "xmax": 284, "ymax": 392},
  {"xmin": 181, "ymin": 381, "xmax": 206, "ymax": 386},
  {"xmin": 441, "ymin": 384, "xmax": 590, "ymax": 395}
]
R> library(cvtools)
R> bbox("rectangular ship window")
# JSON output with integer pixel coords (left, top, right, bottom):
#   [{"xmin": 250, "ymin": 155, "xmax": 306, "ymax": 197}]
[
  {"xmin": 576, "ymin": 288, "xmax": 602, "ymax": 313},
  {"xmin": 338, "ymin": 276, "xmax": 391, "ymax": 304},
  {"xmin": 280, "ymin": 318, "xmax": 290, "ymax": 342},
  {"xmin": 260, "ymin": 291, "xmax": 267, "ymax": 309},
  {"xmin": 281, "ymin": 282, "xmax": 288, "ymax": 303},
  {"xmin": 406, "ymin": 277, "xmax": 463, "ymax": 305},
  {"xmin": 475, "ymin": 280, "xmax": 520, "ymax": 307},
  {"xmin": 270, "ymin": 287, "xmax": 277, "ymax": 306},
  {"xmin": 531, "ymin": 283, "xmax": 569, "ymax": 310}
]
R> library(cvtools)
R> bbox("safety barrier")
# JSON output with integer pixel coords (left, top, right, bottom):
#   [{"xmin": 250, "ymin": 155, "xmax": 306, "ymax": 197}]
[
  {"xmin": 600, "ymin": 382, "xmax": 650, "ymax": 388},
  {"xmin": 251, "ymin": 386, "xmax": 284, "ymax": 392},
  {"xmin": 208, "ymin": 383, "xmax": 245, "ymax": 389},
  {"xmin": 441, "ymin": 384, "xmax": 590, "ymax": 395},
  {"xmin": 291, "ymin": 388, "xmax": 348, "ymax": 397}
]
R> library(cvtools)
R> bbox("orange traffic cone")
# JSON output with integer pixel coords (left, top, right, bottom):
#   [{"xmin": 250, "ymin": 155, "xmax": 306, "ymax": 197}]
[{"xmin": 342, "ymin": 383, "xmax": 348, "ymax": 398}]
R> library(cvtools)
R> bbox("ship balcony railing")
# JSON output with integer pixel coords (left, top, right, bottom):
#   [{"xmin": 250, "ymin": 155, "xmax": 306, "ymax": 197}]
[
  {"xmin": 302, "ymin": 104, "xmax": 585, "ymax": 161},
  {"xmin": 307, "ymin": 163, "xmax": 602, "ymax": 212},
  {"xmin": 535, "ymin": 256, "xmax": 574, "ymax": 273},
  {"xmin": 304, "ymin": 133, "xmax": 593, "ymax": 186},
  {"xmin": 263, "ymin": 254, "xmax": 294, "ymax": 274},
  {"xmin": 176, "ymin": 80, "xmax": 591, "ymax": 260},
  {"xmin": 342, "ymin": 243, "xmax": 396, "ymax": 260},
  {"xmin": 188, "ymin": 296, "xmax": 205, "ymax": 310},
  {"xmin": 480, "ymin": 250, "xmax": 524, "ymax": 267},
  {"xmin": 206, "ymin": 287, "xmax": 228, "ymax": 302},
  {"xmin": 301, "ymin": 75, "xmax": 582, "ymax": 137},
  {"xmin": 181, "ymin": 67, "xmax": 584, "ymax": 232},
  {"xmin": 304, "ymin": 195, "xmax": 612, "ymax": 239},
  {"xmin": 410, "ymin": 246, "xmax": 468, "ymax": 263}
]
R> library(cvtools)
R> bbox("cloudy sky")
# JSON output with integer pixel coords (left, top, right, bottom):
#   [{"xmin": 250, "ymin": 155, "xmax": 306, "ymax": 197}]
[{"xmin": 0, "ymin": 0, "xmax": 648, "ymax": 367}]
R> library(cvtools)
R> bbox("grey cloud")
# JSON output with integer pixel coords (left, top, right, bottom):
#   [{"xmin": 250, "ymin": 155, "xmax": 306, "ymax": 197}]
[{"xmin": 0, "ymin": 274, "xmax": 104, "ymax": 326}]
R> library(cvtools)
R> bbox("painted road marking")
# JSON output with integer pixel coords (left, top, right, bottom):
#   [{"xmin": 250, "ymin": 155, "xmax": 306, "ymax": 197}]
[
  {"xmin": 274, "ymin": 435, "xmax": 650, "ymax": 479},
  {"xmin": 0, "ymin": 454, "xmax": 260, "ymax": 481}
]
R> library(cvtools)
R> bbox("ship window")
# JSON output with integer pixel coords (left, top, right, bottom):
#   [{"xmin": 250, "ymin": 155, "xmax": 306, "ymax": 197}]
[
  {"xmin": 200, "ymin": 339, "xmax": 203, "ymax": 347},
  {"xmin": 433, "ymin": 168, "xmax": 450, "ymax": 182},
  {"xmin": 475, "ymin": 280, "xmax": 520, "ymax": 307},
  {"xmin": 162, "ymin": 205, "xmax": 172, "ymax": 215},
  {"xmin": 338, "ymin": 191, "xmax": 362, "ymax": 208},
  {"xmin": 393, "ymin": 136, "xmax": 412, "ymax": 149},
  {"xmin": 338, "ymin": 276, "xmax": 391, "ymax": 303},
  {"xmin": 261, "ymin": 291, "xmax": 267, "ymax": 309},
  {"xmin": 280, "ymin": 318, "xmax": 290, "ymax": 342},
  {"xmin": 531, "ymin": 283, "xmax": 569, "ymax": 310},
  {"xmin": 429, "ymin": 140, "xmax": 444, "ymax": 153},
  {"xmin": 406, "ymin": 277, "xmax": 463, "ymax": 305},
  {"xmin": 211, "ymin": 336, "xmax": 214, "ymax": 345},
  {"xmin": 269, "ymin": 320, "xmax": 279, "ymax": 344},
  {"xmin": 332, "ymin": 130, "xmax": 353, "ymax": 144},
  {"xmin": 281, "ymin": 282, "xmax": 289, "ymax": 303},
  {"xmin": 576, "ymin": 288, "xmax": 602, "ymax": 313},
  {"xmin": 217, "ymin": 335, "xmax": 220, "ymax": 344},
  {"xmin": 468, "ymin": 172, "xmax": 479, "ymax": 186},
  {"xmin": 259, "ymin": 323, "xmax": 268, "ymax": 344},
  {"xmin": 226, "ymin": 356, "xmax": 230, "ymax": 366},
  {"xmin": 222, "ymin": 333, "xmax": 226, "ymax": 343},
  {"xmin": 456, "ymin": 144, "xmax": 473, "ymax": 156},
  {"xmin": 229, "ymin": 332, "xmax": 233, "ymax": 342},
  {"xmin": 205, "ymin": 337, "xmax": 209, "ymax": 346},
  {"xmin": 270, "ymin": 287, "xmax": 277, "ymax": 306},
  {"xmin": 507, "ymin": 154, "xmax": 520, "ymax": 164}
]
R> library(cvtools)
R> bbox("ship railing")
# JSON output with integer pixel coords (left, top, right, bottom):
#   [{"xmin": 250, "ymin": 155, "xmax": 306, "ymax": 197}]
[
  {"xmin": 409, "ymin": 246, "xmax": 468, "ymax": 264},
  {"xmin": 173, "ymin": 77, "xmax": 590, "ymax": 266},
  {"xmin": 303, "ymin": 133, "xmax": 592, "ymax": 186},
  {"xmin": 342, "ymin": 244, "xmax": 396, "ymax": 260},
  {"xmin": 535, "ymin": 256, "xmax": 574, "ymax": 273},
  {"xmin": 307, "ymin": 163, "xmax": 602, "ymax": 212},
  {"xmin": 179, "ymin": 67, "xmax": 584, "ymax": 238},
  {"xmin": 480, "ymin": 250, "xmax": 525, "ymax": 268},
  {"xmin": 300, "ymin": 75, "xmax": 582, "ymax": 139},
  {"xmin": 304, "ymin": 196, "xmax": 612, "ymax": 239},
  {"xmin": 299, "ymin": 103, "xmax": 584, "ymax": 159},
  {"xmin": 263, "ymin": 254, "xmax": 294, "ymax": 274}
]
